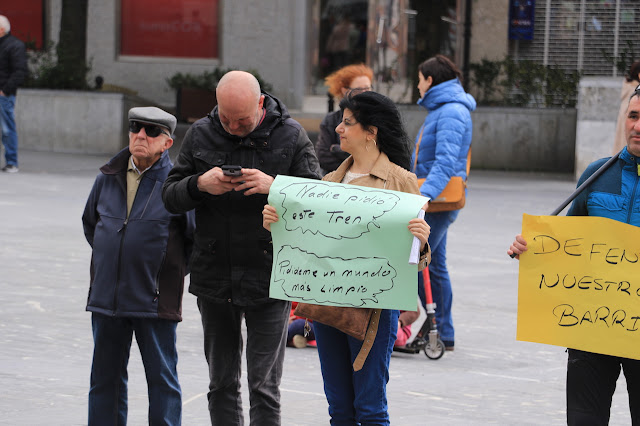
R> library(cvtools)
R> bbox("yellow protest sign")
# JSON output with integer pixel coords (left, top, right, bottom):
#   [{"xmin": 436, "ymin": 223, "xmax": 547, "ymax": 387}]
[{"xmin": 517, "ymin": 214, "xmax": 640, "ymax": 360}]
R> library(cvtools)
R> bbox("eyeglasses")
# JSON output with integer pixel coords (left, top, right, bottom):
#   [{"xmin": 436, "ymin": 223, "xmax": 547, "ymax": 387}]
[
  {"xmin": 347, "ymin": 86, "xmax": 372, "ymax": 96},
  {"xmin": 342, "ymin": 114, "xmax": 358, "ymax": 126},
  {"xmin": 129, "ymin": 121, "xmax": 170, "ymax": 137}
]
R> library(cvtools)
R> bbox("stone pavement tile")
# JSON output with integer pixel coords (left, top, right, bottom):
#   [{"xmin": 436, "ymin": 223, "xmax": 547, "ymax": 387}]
[{"xmin": 0, "ymin": 152, "xmax": 632, "ymax": 425}]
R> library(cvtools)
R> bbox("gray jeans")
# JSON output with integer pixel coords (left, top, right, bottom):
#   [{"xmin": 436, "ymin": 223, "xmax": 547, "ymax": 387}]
[{"xmin": 197, "ymin": 298, "xmax": 290, "ymax": 426}]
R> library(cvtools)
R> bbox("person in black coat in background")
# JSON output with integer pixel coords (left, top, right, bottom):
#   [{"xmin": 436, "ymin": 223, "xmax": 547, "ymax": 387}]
[
  {"xmin": 316, "ymin": 63, "xmax": 373, "ymax": 174},
  {"xmin": 0, "ymin": 15, "xmax": 27, "ymax": 173}
]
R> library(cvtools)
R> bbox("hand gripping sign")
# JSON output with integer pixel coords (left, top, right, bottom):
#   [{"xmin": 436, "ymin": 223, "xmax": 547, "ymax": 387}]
[{"xmin": 267, "ymin": 176, "xmax": 428, "ymax": 311}]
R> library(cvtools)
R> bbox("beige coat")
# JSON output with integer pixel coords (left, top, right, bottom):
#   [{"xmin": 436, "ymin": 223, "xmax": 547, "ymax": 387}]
[
  {"xmin": 324, "ymin": 152, "xmax": 430, "ymax": 269},
  {"xmin": 309, "ymin": 151, "xmax": 429, "ymax": 371}
]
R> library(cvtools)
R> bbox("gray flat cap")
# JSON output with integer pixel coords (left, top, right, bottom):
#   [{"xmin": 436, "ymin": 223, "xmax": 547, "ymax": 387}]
[{"xmin": 128, "ymin": 107, "xmax": 177, "ymax": 135}]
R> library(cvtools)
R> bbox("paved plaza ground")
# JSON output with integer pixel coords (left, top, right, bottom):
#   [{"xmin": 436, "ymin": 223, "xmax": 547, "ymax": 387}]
[{"xmin": 0, "ymin": 149, "xmax": 632, "ymax": 425}]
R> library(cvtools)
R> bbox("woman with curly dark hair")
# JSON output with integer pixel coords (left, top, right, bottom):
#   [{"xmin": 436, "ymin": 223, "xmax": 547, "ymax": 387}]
[{"xmin": 264, "ymin": 91, "xmax": 430, "ymax": 425}]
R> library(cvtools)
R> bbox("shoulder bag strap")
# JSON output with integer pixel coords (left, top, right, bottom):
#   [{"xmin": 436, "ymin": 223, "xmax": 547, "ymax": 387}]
[
  {"xmin": 413, "ymin": 124, "xmax": 425, "ymax": 173},
  {"xmin": 352, "ymin": 309, "xmax": 382, "ymax": 372}
]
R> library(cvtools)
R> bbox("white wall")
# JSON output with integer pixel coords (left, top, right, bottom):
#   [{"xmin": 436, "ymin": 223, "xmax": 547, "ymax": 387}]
[
  {"xmin": 397, "ymin": 105, "xmax": 577, "ymax": 172},
  {"xmin": 15, "ymin": 89, "xmax": 147, "ymax": 154},
  {"xmin": 574, "ymin": 77, "xmax": 621, "ymax": 179}
]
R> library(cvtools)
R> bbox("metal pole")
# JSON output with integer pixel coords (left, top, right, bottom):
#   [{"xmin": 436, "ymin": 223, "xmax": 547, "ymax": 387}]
[
  {"xmin": 543, "ymin": 0, "xmax": 551, "ymax": 67},
  {"xmin": 510, "ymin": 151, "xmax": 621, "ymax": 258},
  {"xmin": 613, "ymin": 0, "xmax": 621, "ymax": 76},
  {"xmin": 549, "ymin": 152, "xmax": 621, "ymax": 216},
  {"xmin": 462, "ymin": 0, "xmax": 472, "ymax": 91},
  {"xmin": 577, "ymin": 0, "xmax": 586, "ymax": 71}
]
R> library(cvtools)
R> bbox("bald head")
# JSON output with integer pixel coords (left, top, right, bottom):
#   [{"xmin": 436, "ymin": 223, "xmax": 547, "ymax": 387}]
[
  {"xmin": 216, "ymin": 71, "xmax": 264, "ymax": 137},
  {"xmin": 0, "ymin": 16, "xmax": 10, "ymax": 36},
  {"xmin": 217, "ymin": 71, "xmax": 261, "ymax": 102}
]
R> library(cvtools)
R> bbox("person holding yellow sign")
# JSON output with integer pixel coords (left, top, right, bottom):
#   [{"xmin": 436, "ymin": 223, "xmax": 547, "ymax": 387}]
[{"xmin": 508, "ymin": 85, "xmax": 640, "ymax": 425}]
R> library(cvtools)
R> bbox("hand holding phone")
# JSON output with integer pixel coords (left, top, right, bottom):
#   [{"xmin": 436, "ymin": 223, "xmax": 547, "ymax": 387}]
[{"xmin": 222, "ymin": 165, "xmax": 243, "ymax": 177}]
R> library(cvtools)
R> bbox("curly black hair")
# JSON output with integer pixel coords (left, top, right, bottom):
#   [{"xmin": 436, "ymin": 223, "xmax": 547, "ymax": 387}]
[{"xmin": 339, "ymin": 91, "xmax": 412, "ymax": 171}]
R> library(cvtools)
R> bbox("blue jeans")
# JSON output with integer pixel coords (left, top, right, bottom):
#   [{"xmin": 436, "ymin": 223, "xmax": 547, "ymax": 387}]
[
  {"xmin": 314, "ymin": 309, "xmax": 399, "ymax": 425},
  {"xmin": 88, "ymin": 313, "xmax": 181, "ymax": 426},
  {"xmin": 197, "ymin": 298, "xmax": 290, "ymax": 426},
  {"xmin": 0, "ymin": 95, "xmax": 17, "ymax": 166},
  {"xmin": 421, "ymin": 209, "xmax": 460, "ymax": 345}
]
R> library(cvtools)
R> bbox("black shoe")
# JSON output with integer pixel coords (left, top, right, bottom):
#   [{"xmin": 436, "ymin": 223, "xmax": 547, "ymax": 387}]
[{"xmin": 2, "ymin": 165, "xmax": 18, "ymax": 173}]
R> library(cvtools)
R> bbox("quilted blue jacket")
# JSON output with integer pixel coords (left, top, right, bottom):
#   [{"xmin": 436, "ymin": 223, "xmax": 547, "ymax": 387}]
[
  {"xmin": 412, "ymin": 78, "xmax": 476, "ymax": 200},
  {"xmin": 568, "ymin": 147, "xmax": 640, "ymax": 225}
]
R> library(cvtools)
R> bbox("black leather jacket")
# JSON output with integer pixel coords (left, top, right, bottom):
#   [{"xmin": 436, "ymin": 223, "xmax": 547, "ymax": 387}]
[{"xmin": 162, "ymin": 92, "xmax": 321, "ymax": 305}]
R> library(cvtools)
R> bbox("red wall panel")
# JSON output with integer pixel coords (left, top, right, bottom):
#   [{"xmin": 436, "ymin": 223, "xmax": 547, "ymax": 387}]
[
  {"xmin": 121, "ymin": 0, "xmax": 218, "ymax": 58},
  {"xmin": 0, "ymin": 0, "xmax": 44, "ymax": 48}
]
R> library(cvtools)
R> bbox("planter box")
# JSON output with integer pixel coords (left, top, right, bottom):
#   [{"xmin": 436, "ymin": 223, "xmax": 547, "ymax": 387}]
[
  {"xmin": 15, "ymin": 88, "xmax": 149, "ymax": 155},
  {"xmin": 176, "ymin": 87, "xmax": 217, "ymax": 123}
]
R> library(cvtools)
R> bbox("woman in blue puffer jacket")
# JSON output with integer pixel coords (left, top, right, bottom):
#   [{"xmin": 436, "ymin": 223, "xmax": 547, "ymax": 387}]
[{"xmin": 412, "ymin": 55, "xmax": 476, "ymax": 351}]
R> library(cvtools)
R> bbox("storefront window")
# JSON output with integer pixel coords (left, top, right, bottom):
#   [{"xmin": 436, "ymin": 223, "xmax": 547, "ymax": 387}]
[
  {"xmin": 120, "ymin": 0, "xmax": 218, "ymax": 59},
  {"xmin": 311, "ymin": 0, "xmax": 460, "ymax": 102},
  {"xmin": 1, "ymin": 0, "xmax": 44, "ymax": 48},
  {"xmin": 319, "ymin": 0, "xmax": 369, "ymax": 78},
  {"xmin": 408, "ymin": 0, "xmax": 459, "ymax": 100}
]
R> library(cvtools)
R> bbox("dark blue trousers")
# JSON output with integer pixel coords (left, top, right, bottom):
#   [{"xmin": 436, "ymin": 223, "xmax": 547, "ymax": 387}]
[
  {"xmin": 314, "ymin": 309, "xmax": 399, "ymax": 425},
  {"xmin": 88, "ymin": 313, "xmax": 181, "ymax": 426},
  {"xmin": 0, "ymin": 95, "xmax": 18, "ymax": 166}
]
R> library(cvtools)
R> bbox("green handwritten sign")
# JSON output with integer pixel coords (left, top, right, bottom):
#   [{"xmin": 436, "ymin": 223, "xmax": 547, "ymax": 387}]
[{"xmin": 267, "ymin": 175, "xmax": 428, "ymax": 310}]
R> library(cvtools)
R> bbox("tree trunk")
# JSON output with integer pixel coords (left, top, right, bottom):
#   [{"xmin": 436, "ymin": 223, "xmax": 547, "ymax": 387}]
[{"xmin": 56, "ymin": 0, "xmax": 88, "ymax": 89}]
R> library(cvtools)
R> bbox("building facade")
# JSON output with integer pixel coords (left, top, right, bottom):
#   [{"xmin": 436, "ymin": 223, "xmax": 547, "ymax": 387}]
[{"xmin": 3, "ymin": 0, "xmax": 638, "ymax": 110}]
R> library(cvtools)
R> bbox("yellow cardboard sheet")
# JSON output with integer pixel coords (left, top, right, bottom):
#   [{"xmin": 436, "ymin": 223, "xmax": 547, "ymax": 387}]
[{"xmin": 518, "ymin": 214, "xmax": 640, "ymax": 360}]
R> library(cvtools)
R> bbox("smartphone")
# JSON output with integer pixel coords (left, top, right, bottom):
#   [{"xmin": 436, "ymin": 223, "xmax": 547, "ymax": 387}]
[{"xmin": 222, "ymin": 165, "xmax": 243, "ymax": 177}]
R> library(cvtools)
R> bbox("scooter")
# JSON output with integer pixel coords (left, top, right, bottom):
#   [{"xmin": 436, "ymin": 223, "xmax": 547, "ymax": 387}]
[{"xmin": 393, "ymin": 268, "xmax": 446, "ymax": 360}]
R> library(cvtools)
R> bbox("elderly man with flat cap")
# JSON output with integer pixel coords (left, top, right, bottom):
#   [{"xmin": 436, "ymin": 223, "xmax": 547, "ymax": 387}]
[
  {"xmin": 163, "ymin": 70, "xmax": 321, "ymax": 425},
  {"xmin": 82, "ymin": 107, "xmax": 195, "ymax": 426}
]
